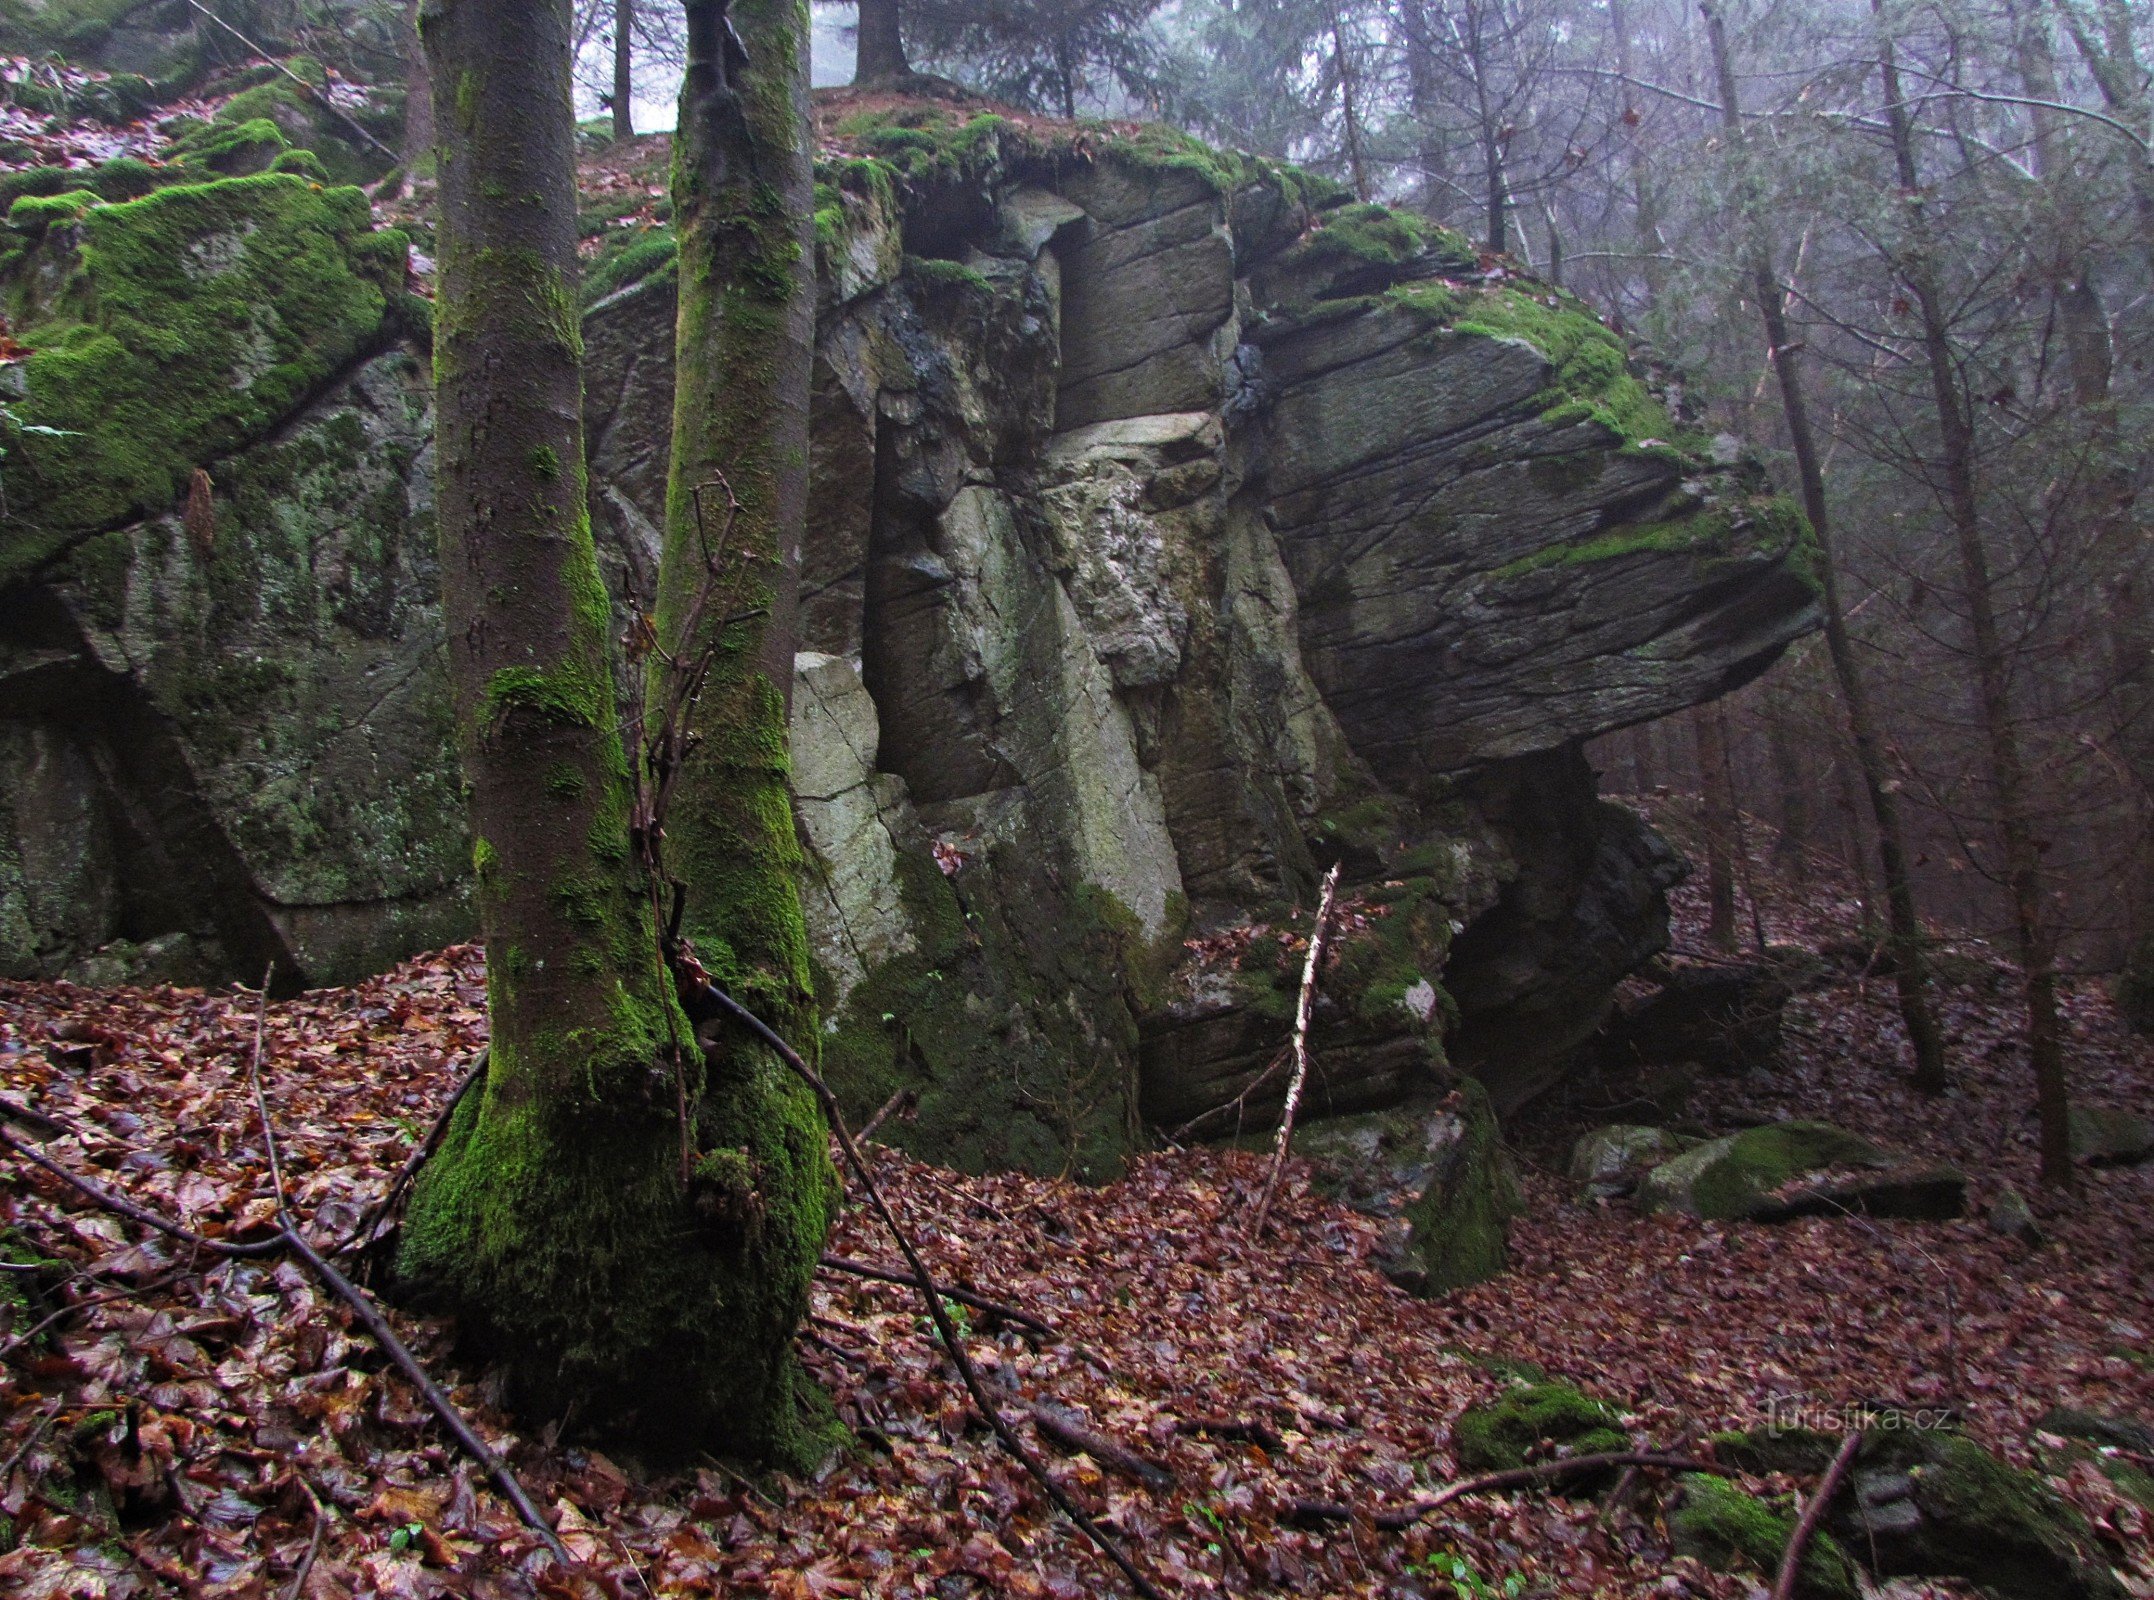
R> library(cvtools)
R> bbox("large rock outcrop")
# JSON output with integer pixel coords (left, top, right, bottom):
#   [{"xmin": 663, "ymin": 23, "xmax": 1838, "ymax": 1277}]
[{"xmin": 0, "ymin": 102, "xmax": 1819, "ymax": 1175}]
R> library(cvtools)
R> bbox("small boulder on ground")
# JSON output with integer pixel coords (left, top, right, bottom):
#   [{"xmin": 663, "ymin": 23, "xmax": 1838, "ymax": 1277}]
[
  {"xmin": 1568, "ymin": 1124, "xmax": 1685, "ymax": 1199},
  {"xmin": 1833, "ymin": 1427, "xmax": 2125, "ymax": 1600},
  {"xmin": 2068, "ymin": 1105, "xmax": 2154, "ymax": 1166},
  {"xmin": 1452, "ymin": 1383, "xmax": 1625, "ymax": 1477},
  {"xmin": 1637, "ymin": 1120, "xmax": 1965, "ymax": 1223},
  {"xmin": 1356, "ymin": 1080, "xmax": 1520, "ymax": 1297},
  {"xmin": 1988, "ymin": 1185, "xmax": 2045, "ymax": 1246}
]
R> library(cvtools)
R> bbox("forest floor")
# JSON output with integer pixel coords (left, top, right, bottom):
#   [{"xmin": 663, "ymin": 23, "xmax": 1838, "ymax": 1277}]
[{"xmin": 2, "ymin": 817, "xmax": 2151, "ymax": 1599}]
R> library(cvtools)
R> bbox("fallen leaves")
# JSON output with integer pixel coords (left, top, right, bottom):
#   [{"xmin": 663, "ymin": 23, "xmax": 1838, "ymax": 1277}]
[{"xmin": 0, "ymin": 823, "xmax": 2149, "ymax": 1597}]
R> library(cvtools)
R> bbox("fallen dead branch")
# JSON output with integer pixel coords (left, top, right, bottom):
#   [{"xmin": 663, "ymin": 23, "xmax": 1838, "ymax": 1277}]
[
  {"xmin": 1174, "ymin": 1416, "xmax": 1288, "ymax": 1454},
  {"xmin": 1249, "ymin": 862, "xmax": 1343, "ymax": 1240},
  {"xmin": 1286, "ymin": 1451, "xmax": 1719, "ymax": 1531},
  {"xmin": 236, "ymin": 972, "xmax": 571, "ymax": 1566},
  {"xmin": 858, "ymin": 1086, "xmax": 917, "ymax": 1143},
  {"xmin": 818, "ymin": 1252, "xmax": 1060, "ymax": 1341},
  {"xmin": 0, "ymin": 1074, "xmax": 571, "ymax": 1564},
  {"xmin": 333, "ymin": 1049, "xmax": 486, "ymax": 1259},
  {"xmin": 1771, "ymin": 1429, "xmax": 1860, "ymax": 1600},
  {"xmin": 1017, "ymin": 1397, "xmax": 1174, "ymax": 1489}
]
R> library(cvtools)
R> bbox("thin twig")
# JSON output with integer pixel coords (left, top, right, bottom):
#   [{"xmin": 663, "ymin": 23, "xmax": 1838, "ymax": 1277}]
[
  {"xmin": 243, "ymin": 966, "xmax": 285, "ymax": 1215},
  {"xmin": 818, "ymin": 1253, "xmax": 1059, "ymax": 1341},
  {"xmin": 0, "ymin": 1124, "xmax": 281, "ymax": 1259},
  {"xmin": 279, "ymin": 1226, "xmax": 570, "ymax": 1564},
  {"xmin": 0, "ymin": 1400, "xmax": 61, "ymax": 1482},
  {"xmin": 178, "ymin": 0, "xmax": 401, "ymax": 161},
  {"xmin": 696, "ymin": 980, "xmax": 1167, "ymax": 1600},
  {"xmin": 237, "ymin": 989, "xmax": 570, "ymax": 1566},
  {"xmin": 332, "ymin": 1051, "xmax": 486, "ymax": 1258},
  {"xmin": 1287, "ymin": 1451, "xmax": 1718, "ymax": 1531},
  {"xmin": 1249, "ymin": 863, "xmax": 1342, "ymax": 1240},
  {"xmin": 1771, "ymin": 1429, "xmax": 1860, "ymax": 1600},
  {"xmin": 283, "ymin": 1471, "xmax": 328, "ymax": 1600},
  {"xmin": 858, "ymin": 1087, "xmax": 916, "ymax": 1144}
]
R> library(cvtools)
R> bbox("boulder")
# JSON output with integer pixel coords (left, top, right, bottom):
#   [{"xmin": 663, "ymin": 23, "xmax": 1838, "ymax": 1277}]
[
  {"xmin": 1667, "ymin": 1475, "xmax": 1858, "ymax": 1600},
  {"xmin": 1568, "ymin": 1124, "xmax": 1685, "ymax": 1200},
  {"xmin": 1452, "ymin": 1383, "xmax": 1626, "ymax": 1482},
  {"xmin": 1834, "ymin": 1428, "xmax": 2125, "ymax": 1600},
  {"xmin": 1599, "ymin": 959, "xmax": 1790, "ymax": 1075},
  {"xmin": 1374, "ymin": 1080, "xmax": 1520, "ymax": 1296},
  {"xmin": 1637, "ymin": 1121, "xmax": 1965, "ymax": 1222},
  {"xmin": 0, "ymin": 101, "xmax": 1822, "ymax": 1177},
  {"xmin": 2035, "ymin": 1409, "xmax": 2154, "ymax": 1513},
  {"xmin": 1988, "ymin": 1185, "xmax": 2045, "ymax": 1246},
  {"xmin": 2068, "ymin": 1105, "xmax": 2154, "ymax": 1166}
]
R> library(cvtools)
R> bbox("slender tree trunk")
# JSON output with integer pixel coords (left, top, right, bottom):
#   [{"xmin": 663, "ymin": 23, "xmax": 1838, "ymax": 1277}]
[
  {"xmin": 1397, "ymin": 0, "xmax": 1451, "ymax": 222},
  {"xmin": 853, "ymin": 0, "xmax": 909, "ymax": 83},
  {"xmin": 1702, "ymin": 1, "xmax": 1949, "ymax": 1093},
  {"xmin": 396, "ymin": 0, "xmax": 731, "ymax": 1442},
  {"xmin": 1330, "ymin": 5, "xmax": 1369, "ymax": 201},
  {"xmin": 612, "ymin": 0, "xmax": 634, "ymax": 140},
  {"xmin": 651, "ymin": 0, "xmax": 839, "ymax": 1458},
  {"xmin": 1693, "ymin": 705, "xmax": 1739, "ymax": 952},
  {"xmin": 1872, "ymin": 6, "xmax": 2071, "ymax": 1181},
  {"xmin": 1608, "ymin": 0, "xmax": 1668, "ymax": 318},
  {"xmin": 1483, "ymin": 129, "xmax": 1506, "ymax": 254},
  {"xmin": 1764, "ymin": 680, "xmax": 1812, "ymax": 885},
  {"xmin": 395, "ymin": 0, "xmax": 430, "ymax": 188}
]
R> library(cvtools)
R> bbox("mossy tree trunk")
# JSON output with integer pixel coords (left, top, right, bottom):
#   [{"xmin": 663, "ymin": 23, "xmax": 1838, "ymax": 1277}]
[
  {"xmin": 645, "ymin": 0, "xmax": 839, "ymax": 1458},
  {"xmin": 396, "ymin": 0, "xmax": 828, "ymax": 1459}
]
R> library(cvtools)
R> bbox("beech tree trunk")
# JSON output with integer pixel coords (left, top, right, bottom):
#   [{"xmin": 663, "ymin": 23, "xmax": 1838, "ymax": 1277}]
[
  {"xmin": 1873, "ymin": 7, "xmax": 2072, "ymax": 1182},
  {"xmin": 396, "ymin": 0, "xmax": 762, "ymax": 1445},
  {"xmin": 1703, "ymin": 1, "xmax": 1948, "ymax": 1093},
  {"xmin": 612, "ymin": 0, "xmax": 634, "ymax": 140},
  {"xmin": 854, "ymin": 0, "xmax": 909, "ymax": 83},
  {"xmin": 649, "ymin": 0, "xmax": 839, "ymax": 1461}
]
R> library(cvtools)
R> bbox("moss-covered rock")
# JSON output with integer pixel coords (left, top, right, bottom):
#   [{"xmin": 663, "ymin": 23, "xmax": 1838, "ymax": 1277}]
[
  {"xmin": 1388, "ymin": 1078, "xmax": 1520, "ymax": 1295},
  {"xmin": 1452, "ymin": 1382, "xmax": 1627, "ymax": 1475},
  {"xmin": 1637, "ymin": 1120, "xmax": 1963, "ymax": 1222},
  {"xmin": 1668, "ymin": 1475, "xmax": 1858, "ymax": 1600},
  {"xmin": 2, "ymin": 172, "xmax": 407, "ymax": 583},
  {"xmin": 2068, "ymin": 1105, "xmax": 2154, "ymax": 1165},
  {"xmin": 1838, "ymin": 1428, "xmax": 2126, "ymax": 1600},
  {"xmin": 1568, "ymin": 1123, "xmax": 1685, "ymax": 1199},
  {"xmin": 1708, "ymin": 1425, "xmax": 1844, "ymax": 1478}
]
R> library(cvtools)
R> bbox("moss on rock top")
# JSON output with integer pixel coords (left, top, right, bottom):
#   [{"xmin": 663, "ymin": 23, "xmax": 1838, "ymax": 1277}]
[{"xmin": 1, "ymin": 172, "xmax": 408, "ymax": 584}]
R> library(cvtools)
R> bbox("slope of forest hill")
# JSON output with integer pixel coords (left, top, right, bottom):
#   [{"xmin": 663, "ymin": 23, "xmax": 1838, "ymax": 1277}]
[{"xmin": 2, "ymin": 815, "xmax": 2150, "ymax": 1598}]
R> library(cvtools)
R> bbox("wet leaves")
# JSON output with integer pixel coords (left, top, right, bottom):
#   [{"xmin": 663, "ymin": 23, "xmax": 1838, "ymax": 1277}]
[{"xmin": 2, "ymin": 841, "xmax": 2150, "ymax": 1599}]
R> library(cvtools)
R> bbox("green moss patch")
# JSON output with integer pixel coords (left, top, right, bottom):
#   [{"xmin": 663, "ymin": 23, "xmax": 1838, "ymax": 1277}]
[
  {"xmin": 1486, "ymin": 494, "xmax": 1808, "ymax": 583},
  {"xmin": 1669, "ymin": 1475, "xmax": 1858, "ymax": 1600},
  {"xmin": 1452, "ymin": 1382, "xmax": 1626, "ymax": 1474},
  {"xmin": 1397, "ymin": 1077, "xmax": 1518, "ymax": 1294},
  {"xmin": 1, "ymin": 172, "xmax": 407, "ymax": 583}
]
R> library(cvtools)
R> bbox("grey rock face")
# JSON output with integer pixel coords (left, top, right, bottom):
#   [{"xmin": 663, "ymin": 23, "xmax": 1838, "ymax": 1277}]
[
  {"xmin": 2, "ymin": 351, "xmax": 467, "ymax": 990},
  {"xmin": 1569, "ymin": 1124, "xmax": 1685, "ymax": 1200},
  {"xmin": 0, "ymin": 123, "xmax": 1819, "ymax": 1172}
]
